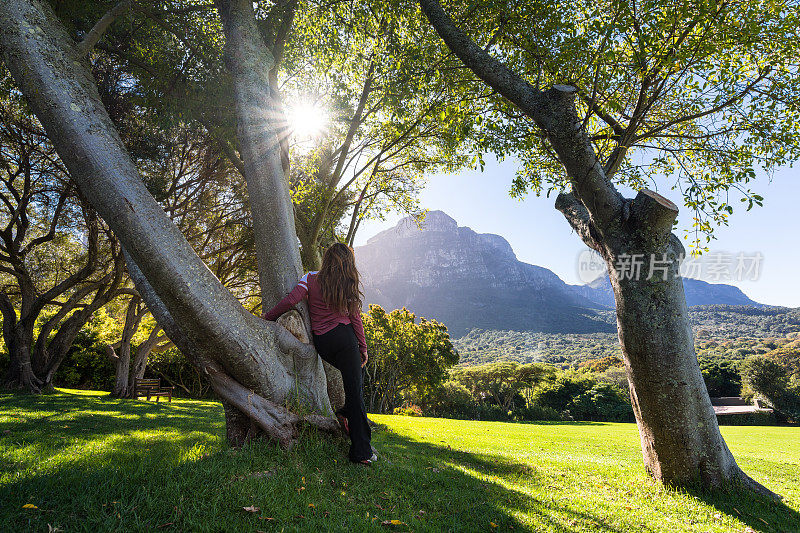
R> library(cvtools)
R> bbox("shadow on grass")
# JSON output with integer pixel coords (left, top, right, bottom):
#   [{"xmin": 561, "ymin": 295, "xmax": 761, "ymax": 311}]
[
  {"xmin": 2, "ymin": 391, "xmax": 797, "ymax": 532},
  {"xmin": 1, "ymin": 390, "xmax": 628, "ymax": 532},
  {"xmin": 371, "ymin": 429, "xmax": 627, "ymax": 532},
  {"xmin": 1, "ymin": 389, "xmax": 223, "ymax": 434},
  {"xmin": 684, "ymin": 483, "xmax": 800, "ymax": 533}
]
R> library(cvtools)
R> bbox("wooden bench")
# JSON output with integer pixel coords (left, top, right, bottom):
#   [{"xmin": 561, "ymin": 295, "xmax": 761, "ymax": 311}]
[{"xmin": 133, "ymin": 378, "xmax": 174, "ymax": 402}]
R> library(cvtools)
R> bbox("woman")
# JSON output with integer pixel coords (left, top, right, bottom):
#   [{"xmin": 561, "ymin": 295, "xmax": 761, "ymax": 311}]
[{"xmin": 262, "ymin": 243, "xmax": 376, "ymax": 465}]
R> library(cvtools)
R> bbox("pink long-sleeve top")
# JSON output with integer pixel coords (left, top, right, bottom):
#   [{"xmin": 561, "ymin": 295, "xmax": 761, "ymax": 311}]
[{"xmin": 263, "ymin": 271, "xmax": 367, "ymax": 355}]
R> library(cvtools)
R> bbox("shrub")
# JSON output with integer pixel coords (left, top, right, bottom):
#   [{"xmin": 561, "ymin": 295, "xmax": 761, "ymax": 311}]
[
  {"xmin": 417, "ymin": 380, "xmax": 474, "ymax": 418},
  {"xmin": 531, "ymin": 374, "xmax": 633, "ymax": 422},
  {"xmin": 54, "ymin": 315, "xmax": 116, "ymax": 390},
  {"xmin": 393, "ymin": 404, "xmax": 423, "ymax": 417},
  {"xmin": 512, "ymin": 405, "xmax": 561, "ymax": 422},
  {"xmin": 698, "ymin": 357, "xmax": 741, "ymax": 397},
  {"xmin": 740, "ymin": 355, "xmax": 800, "ymax": 422}
]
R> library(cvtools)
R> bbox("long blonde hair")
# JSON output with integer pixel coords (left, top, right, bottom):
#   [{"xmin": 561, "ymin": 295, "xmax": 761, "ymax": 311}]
[{"xmin": 317, "ymin": 243, "xmax": 362, "ymax": 314}]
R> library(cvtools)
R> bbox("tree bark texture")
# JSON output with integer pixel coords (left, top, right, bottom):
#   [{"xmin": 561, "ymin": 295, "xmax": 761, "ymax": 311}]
[
  {"xmin": 125, "ymin": 252, "xmax": 339, "ymax": 447},
  {"xmin": 214, "ymin": 0, "xmax": 345, "ymax": 414}
]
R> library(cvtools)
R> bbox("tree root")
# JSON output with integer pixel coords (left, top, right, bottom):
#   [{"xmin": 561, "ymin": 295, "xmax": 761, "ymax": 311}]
[{"xmin": 2, "ymin": 363, "xmax": 44, "ymax": 394}]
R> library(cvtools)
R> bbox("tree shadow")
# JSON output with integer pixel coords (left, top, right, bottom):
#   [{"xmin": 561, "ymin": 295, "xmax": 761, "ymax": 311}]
[
  {"xmin": 366, "ymin": 429, "xmax": 630, "ymax": 532},
  {"xmin": 683, "ymin": 483, "xmax": 800, "ymax": 533},
  {"xmin": 1, "ymin": 392, "xmax": 627, "ymax": 532},
  {"xmin": 3, "ymin": 391, "xmax": 798, "ymax": 532},
  {"xmin": 372, "ymin": 422, "xmax": 800, "ymax": 532}
]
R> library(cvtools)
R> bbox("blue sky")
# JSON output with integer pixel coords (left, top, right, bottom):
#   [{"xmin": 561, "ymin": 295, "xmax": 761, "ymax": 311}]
[{"xmin": 353, "ymin": 158, "xmax": 799, "ymax": 308}]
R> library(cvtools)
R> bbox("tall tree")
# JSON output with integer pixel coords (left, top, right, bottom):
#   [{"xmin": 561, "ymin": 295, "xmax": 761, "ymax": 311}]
[
  {"xmin": 0, "ymin": 0, "xmax": 338, "ymax": 445},
  {"xmin": 362, "ymin": 305, "xmax": 458, "ymax": 413},
  {"xmin": 0, "ymin": 89, "xmax": 125, "ymax": 392},
  {"xmin": 418, "ymin": 0, "xmax": 798, "ymax": 493}
]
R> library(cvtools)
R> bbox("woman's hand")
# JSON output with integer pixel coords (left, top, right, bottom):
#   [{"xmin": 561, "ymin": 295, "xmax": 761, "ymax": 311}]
[{"xmin": 360, "ymin": 351, "xmax": 368, "ymax": 368}]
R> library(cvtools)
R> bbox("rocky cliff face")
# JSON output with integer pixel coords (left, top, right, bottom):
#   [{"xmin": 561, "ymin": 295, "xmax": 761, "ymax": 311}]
[
  {"xmin": 355, "ymin": 210, "xmax": 763, "ymax": 337},
  {"xmin": 355, "ymin": 211, "xmax": 614, "ymax": 336}
]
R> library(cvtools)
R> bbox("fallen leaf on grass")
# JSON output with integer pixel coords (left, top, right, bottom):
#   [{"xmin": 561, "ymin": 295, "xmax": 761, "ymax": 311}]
[
  {"xmin": 489, "ymin": 522, "xmax": 498, "ymax": 528},
  {"xmin": 308, "ymin": 503, "xmax": 315, "ymax": 509},
  {"xmin": 381, "ymin": 519, "xmax": 405, "ymax": 527},
  {"xmin": 22, "ymin": 504, "xmax": 38, "ymax": 509},
  {"xmin": 243, "ymin": 506, "xmax": 260, "ymax": 513}
]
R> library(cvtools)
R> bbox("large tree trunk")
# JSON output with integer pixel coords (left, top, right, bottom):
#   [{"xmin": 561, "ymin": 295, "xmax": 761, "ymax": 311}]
[
  {"xmin": 420, "ymin": 0, "xmax": 775, "ymax": 495},
  {"xmin": 214, "ymin": 0, "xmax": 345, "ymax": 418},
  {"xmin": 591, "ymin": 190, "xmax": 744, "ymax": 485},
  {"xmin": 109, "ymin": 342, "xmax": 132, "ymax": 398},
  {"xmin": 125, "ymin": 251, "xmax": 338, "ymax": 447},
  {"xmin": 0, "ymin": 318, "xmax": 41, "ymax": 392},
  {"xmin": 0, "ymin": 0, "xmax": 336, "ymax": 446}
]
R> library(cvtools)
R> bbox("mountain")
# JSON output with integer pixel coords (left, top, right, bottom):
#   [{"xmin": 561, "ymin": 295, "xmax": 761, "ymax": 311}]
[
  {"xmin": 355, "ymin": 211, "xmax": 612, "ymax": 336},
  {"xmin": 573, "ymin": 274, "xmax": 762, "ymax": 309},
  {"xmin": 355, "ymin": 210, "xmax": 763, "ymax": 336}
]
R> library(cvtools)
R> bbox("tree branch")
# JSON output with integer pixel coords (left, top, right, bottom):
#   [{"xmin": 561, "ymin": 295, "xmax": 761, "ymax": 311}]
[
  {"xmin": 554, "ymin": 191, "xmax": 604, "ymax": 253},
  {"xmin": 75, "ymin": 0, "xmax": 134, "ymax": 58},
  {"xmin": 419, "ymin": 0, "xmax": 624, "ymax": 229}
]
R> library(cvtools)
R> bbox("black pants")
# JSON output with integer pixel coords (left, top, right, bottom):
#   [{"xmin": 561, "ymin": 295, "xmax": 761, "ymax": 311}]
[{"xmin": 313, "ymin": 323, "xmax": 372, "ymax": 462}]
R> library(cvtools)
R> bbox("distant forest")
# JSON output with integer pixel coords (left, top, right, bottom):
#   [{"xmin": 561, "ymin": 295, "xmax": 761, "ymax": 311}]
[{"xmin": 455, "ymin": 305, "xmax": 800, "ymax": 366}]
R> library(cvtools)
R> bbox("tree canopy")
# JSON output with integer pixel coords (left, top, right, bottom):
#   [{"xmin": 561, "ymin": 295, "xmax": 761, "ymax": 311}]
[{"xmin": 417, "ymin": 0, "xmax": 800, "ymax": 251}]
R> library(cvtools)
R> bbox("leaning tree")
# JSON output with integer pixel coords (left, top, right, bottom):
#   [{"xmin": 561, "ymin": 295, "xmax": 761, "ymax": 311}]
[
  {"xmin": 417, "ymin": 0, "xmax": 799, "ymax": 492},
  {"xmin": 0, "ymin": 0, "xmax": 347, "ymax": 446}
]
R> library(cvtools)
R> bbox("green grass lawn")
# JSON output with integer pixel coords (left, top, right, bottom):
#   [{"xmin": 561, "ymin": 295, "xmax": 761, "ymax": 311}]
[{"xmin": 1, "ymin": 389, "xmax": 799, "ymax": 532}]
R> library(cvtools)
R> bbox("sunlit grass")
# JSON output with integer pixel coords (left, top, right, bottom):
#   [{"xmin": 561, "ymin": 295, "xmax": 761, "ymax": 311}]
[{"xmin": 1, "ymin": 389, "xmax": 798, "ymax": 532}]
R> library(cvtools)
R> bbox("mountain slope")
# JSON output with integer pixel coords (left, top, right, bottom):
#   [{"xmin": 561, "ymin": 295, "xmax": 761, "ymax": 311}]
[
  {"xmin": 572, "ymin": 274, "xmax": 762, "ymax": 309},
  {"xmin": 356, "ymin": 211, "xmax": 612, "ymax": 336}
]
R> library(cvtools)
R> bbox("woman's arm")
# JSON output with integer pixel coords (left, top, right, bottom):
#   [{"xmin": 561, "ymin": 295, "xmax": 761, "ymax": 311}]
[{"xmin": 262, "ymin": 274, "xmax": 310, "ymax": 320}]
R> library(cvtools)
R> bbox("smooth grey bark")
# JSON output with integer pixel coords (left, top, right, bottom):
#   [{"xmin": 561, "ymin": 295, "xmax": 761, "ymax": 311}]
[
  {"xmin": 0, "ymin": 0, "xmax": 334, "ymax": 444},
  {"xmin": 125, "ymin": 251, "xmax": 338, "ymax": 447},
  {"xmin": 214, "ymin": 0, "xmax": 302, "ymax": 305},
  {"xmin": 420, "ymin": 0, "xmax": 774, "ymax": 495},
  {"xmin": 214, "ymin": 0, "xmax": 345, "ymax": 419}
]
